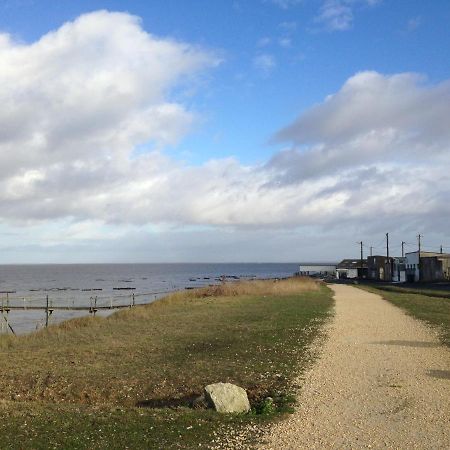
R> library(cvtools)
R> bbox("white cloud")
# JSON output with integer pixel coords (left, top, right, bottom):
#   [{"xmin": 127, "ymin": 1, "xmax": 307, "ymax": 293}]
[
  {"xmin": 274, "ymin": 71, "xmax": 450, "ymax": 153},
  {"xmin": 0, "ymin": 13, "xmax": 448, "ymax": 261},
  {"xmin": 266, "ymin": 0, "xmax": 302, "ymax": 9},
  {"xmin": 279, "ymin": 37, "xmax": 292, "ymax": 48},
  {"xmin": 253, "ymin": 53, "xmax": 277, "ymax": 75},
  {"xmin": 316, "ymin": 0, "xmax": 380, "ymax": 31},
  {"xmin": 0, "ymin": 11, "xmax": 218, "ymax": 171},
  {"xmin": 0, "ymin": 10, "xmax": 219, "ymax": 222},
  {"xmin": 317, "ymin": 0, "xmax": 353, "ymax": 30},
  {"xmin": 268, "ymin": 71, "xmax": 450, "ymax": 232}
]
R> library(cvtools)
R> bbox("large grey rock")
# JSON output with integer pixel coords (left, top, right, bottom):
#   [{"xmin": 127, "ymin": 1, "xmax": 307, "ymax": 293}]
[{"xmin": 204, "ymin": 383, "xmax": 250, "ymax": 413}]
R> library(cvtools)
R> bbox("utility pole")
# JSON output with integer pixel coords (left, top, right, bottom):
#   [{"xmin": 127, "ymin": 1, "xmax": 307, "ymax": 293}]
[
  {"xmin": 417, "ymin": 234, "xmax": 422, "ymax": 282},
  {"xmin": 401, "ymin": 241, "xmax": 405, "ymax": 258},
  {"xmin": 370, "ymin": 246, "xmax": 373, "ymax": 257},
  {"xmin": 359, "ymin": 241, "xmax": 364, "ymax": 279},
  {"xmin": 440, "ymin": 245, "xmax": 443, "ymax": 254},
  {"xmin": 386, "ymin": 233, "xmax": 390, "ymax": 281}
]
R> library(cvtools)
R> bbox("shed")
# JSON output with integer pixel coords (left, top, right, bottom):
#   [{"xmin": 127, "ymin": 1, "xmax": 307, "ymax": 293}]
[{"xmin": 336, "ymin": 259, "xmax": 368, "ymax": 279}]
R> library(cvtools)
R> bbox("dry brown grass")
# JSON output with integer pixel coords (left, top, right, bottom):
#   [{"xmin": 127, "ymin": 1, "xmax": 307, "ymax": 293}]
[
  {"xmin": 0, "ymin": 278, "xmax": 319, "ymax": 344},
  {"xmin": 182, "ymin": 276, "xmax": 319, "ymax": 298}
]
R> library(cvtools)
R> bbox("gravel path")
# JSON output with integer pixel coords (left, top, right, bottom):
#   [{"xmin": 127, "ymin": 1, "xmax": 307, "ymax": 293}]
[{"xmin": 261, "ymin": 284, "xmax": 450, "ymax": 449}]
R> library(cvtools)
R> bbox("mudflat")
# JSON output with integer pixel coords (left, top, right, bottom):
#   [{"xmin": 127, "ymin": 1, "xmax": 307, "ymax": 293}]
[{"xmin": 262, "ymin": 284, "xmax": 450, "ymax": 449}]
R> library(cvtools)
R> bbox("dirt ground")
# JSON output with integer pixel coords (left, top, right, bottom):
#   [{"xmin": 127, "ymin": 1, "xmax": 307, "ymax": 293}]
[{"xmin": 261, "ymin": 284, "xmax": 450, "ymax": 449}]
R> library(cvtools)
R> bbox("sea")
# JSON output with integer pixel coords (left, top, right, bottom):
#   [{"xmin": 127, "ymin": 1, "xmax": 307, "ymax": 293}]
[{"xmin": 0, "ymin": 263, "xmax": 298, "ymax": 335}]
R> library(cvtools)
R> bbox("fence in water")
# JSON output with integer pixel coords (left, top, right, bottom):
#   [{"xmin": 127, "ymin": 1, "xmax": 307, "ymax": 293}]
[
  {"xmin": 0, "ymin": 289, "xmax": 174, "ymax": 335},
  {"xmin": 0, "ymin": 274, "xmax": 253, "ymax": 335}
]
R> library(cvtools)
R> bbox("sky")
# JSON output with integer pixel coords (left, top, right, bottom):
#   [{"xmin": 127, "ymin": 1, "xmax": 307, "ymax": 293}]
[{"xmin": 0, "ymin": 0, "xmax": 449, "ymax": 263}]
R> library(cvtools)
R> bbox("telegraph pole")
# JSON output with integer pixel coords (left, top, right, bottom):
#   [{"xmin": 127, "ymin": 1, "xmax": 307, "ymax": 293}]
[
  {"xmin": 359, "ymin": 241, "xmax": 363, "ymax": 279},
  {"xmin": 417, "ymin": 234, "xmax": 422, "ymax": 281},
  {"xmin": 401, "ymin": 241, "xmax": 405, "ymax": 258},
  {"xmin": 386, "ymin": 233, "xmax": 390, "ymax": 281},
  {"xmin": 370, "ymin": 246, "xmax": 373, "ymax": 257},
  {"xmin": 440, "ymin": 245, "xmax": 443, "ymax": 254}
]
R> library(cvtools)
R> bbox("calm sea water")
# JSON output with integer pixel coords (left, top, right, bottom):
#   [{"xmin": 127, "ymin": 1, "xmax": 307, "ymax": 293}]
[{"xmin": 0, "ymin": 263, "xmax": 298, "ymax": 335}]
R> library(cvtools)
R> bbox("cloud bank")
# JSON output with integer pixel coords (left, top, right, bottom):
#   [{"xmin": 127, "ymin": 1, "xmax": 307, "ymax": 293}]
[{"xmin": 0, "ymin": 11, "xmax": 448, "ymax": 259}]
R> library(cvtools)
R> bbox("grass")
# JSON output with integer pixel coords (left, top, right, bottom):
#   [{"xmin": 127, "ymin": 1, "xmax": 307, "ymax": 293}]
[
  {"xmin": 359, "ymin": 284, "xmax": 450, "ymax": 347},
  {"xmin": 0, "ymin": 277, "xmax": 333, "ymax": 449},
  {"xmin": 366, "ymin": 284, "xmax": 450, "ymax": 299}
]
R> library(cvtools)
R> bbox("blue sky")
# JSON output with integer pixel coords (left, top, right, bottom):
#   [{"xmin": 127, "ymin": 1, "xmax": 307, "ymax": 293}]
[
  {"xmin": 3, "ymin": 0, "xmax": 449, "ymax": 164},
  {"xmin": 0, "ymin": 0, "xmax": 449, "ymax": 262}
]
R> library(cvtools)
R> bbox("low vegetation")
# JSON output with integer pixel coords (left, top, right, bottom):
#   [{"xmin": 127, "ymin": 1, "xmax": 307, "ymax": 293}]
[
  {"xmin": 0, "ymin": 277, "xmax": 333, "ymax": 449},
  {"xmin": 360, "ymin": 285, "xmax": 450, "ymax": 347},
  {"xmin": 368, "ymin": 284, "xmax": 450, "ymax": 299}
]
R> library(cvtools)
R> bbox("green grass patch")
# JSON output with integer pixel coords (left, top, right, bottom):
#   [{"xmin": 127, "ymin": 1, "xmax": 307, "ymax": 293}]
[
  {"xmin": 369, "ymin": 284, "xmax": 450, "ymax": 299},
  {"xmin": 0, "ymin": 278, "xmax": 333, "ymax": 449},
  {"xmin": 359, "ymin": 285, "xmax": 450, "ymax": 347}
]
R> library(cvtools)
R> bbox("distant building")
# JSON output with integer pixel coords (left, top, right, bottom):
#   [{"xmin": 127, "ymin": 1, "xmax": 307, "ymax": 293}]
[
  {"xmin": 405, "ymin": 251, "xmax": 450, "ymax": 282},
  {"xmin": 367, "ymin": 256, "xmax": 393, "ymax": 281},
  {"xmin": 336, "ymin": 259, "xmax": 368, "ymax": 279},
  {"xmin": 392, "ymin": 257, "xmax": 407, "ymax": 282},
  {"xmin": 366, "ymin": 256, "xmax": 406, "ymax": 282},
  {"xmin": 298, "ymin": 263, "xmax": 337, "ymax": 277}
]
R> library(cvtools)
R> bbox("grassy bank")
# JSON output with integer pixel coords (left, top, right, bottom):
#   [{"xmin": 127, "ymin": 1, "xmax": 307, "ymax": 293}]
[
  {"xmin": 0, "ymin": 278, "xmax": 333, "ymax": 449},
  {"xmin": 359, "ymin": 285, "xmax": 450, "ymax": 347}
]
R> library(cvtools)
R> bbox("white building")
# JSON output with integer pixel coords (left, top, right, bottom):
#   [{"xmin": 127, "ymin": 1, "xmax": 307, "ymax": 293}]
[
  {"xmin": 298, "ymin": 263, "xmax": 337, "ymax": 277},
  {"xmin": 405, "ymin": 252, "xmax": 420, "ymax": 281},
  {"xmin": 393, "ymin": 257, "xmax": 406, "ymax": 282}
]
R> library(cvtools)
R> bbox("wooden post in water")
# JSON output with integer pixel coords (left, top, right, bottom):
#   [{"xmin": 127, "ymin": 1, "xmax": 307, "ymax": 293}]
[
  {"xmin": 1, "ymin": 296, "xmax": 4, "ymax": 334},
  {"xmin": 45, "ymin": 295, "xmax": 49, "ymax": 328},
  {"xmin": 5, "ymin": 293, "xmax": 10, "ymax": 334}
]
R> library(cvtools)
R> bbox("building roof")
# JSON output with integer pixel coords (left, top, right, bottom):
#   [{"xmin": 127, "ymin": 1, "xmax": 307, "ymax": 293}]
[
  {"xmin": 299, "ymin": 262, "xmax": 338, "ymax": 267},
  {"xmin": 337, "ymin": 259, "xmax": 368, "ymax": 269},
  {"xmin": 405, "ymin": 251, "xmax": 450, "ymax": 258}
]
